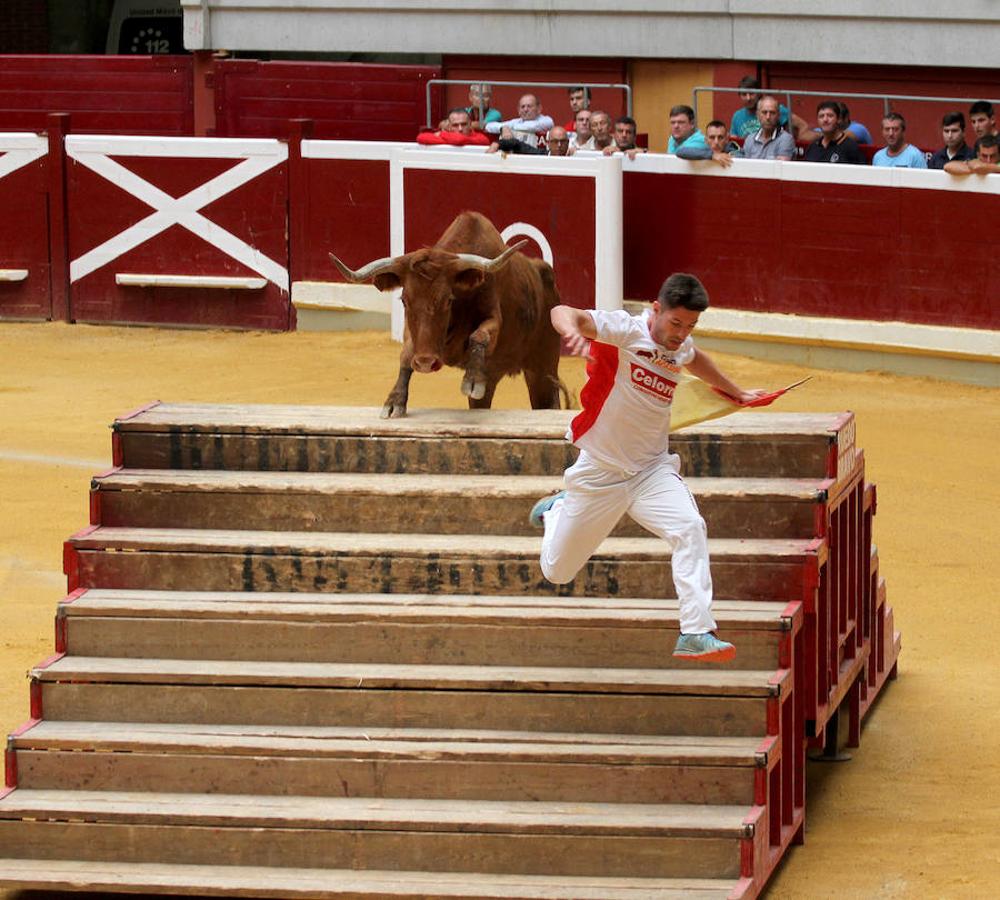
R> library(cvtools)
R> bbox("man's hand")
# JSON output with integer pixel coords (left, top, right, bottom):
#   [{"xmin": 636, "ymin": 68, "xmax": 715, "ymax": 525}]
[
  {"xmin": 735, "ymin": 388, "xmax": 770, "ymax": 405},
  {"xmin": 712, "ymin": 151, "xmax": 733, "ymax": 168},
  {"xmin": 551, "ymin": 305, "xmax": 596, "ymax": 357}
]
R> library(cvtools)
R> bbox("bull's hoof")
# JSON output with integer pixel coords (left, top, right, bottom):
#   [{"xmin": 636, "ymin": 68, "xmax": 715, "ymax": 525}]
[
  {"xmin": 461, "ymin": 375, "xmax": 487, "ymax": 400},
  {"xmin": 380, "ymin": 402, "xmax": 408, "ymax": 419}
]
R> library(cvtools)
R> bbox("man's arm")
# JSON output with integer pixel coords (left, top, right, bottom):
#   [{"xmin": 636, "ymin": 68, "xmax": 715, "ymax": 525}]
[
  {"xmin": 677, "ymin": 143, "xmax": 733, "ymax": 168},
  {"xmin": 684, "ymin": 347, "xmax": 766, "ymax": 404},
  {"xmin": 550, "ymin": 305, "xmax": 596, "ymax": 357}
]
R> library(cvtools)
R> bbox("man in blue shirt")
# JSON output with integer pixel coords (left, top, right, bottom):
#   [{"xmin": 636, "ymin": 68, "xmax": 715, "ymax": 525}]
[
  {"xmin": 729, "ymin": 75, "xmax": 807, "ymax": 139},
  {"xmin": 667, "ymin": 105, "xmax": 708, "ymax": 154},
  {"xmin": 872, "ymin": 113, "xmax": 927, "ymax": 169}
]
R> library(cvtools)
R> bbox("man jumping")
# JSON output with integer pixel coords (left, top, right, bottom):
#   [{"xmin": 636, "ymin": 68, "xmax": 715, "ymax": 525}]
[{"xmin": 530, "ymin": 274, "xmax": 766, "ymax": 662}]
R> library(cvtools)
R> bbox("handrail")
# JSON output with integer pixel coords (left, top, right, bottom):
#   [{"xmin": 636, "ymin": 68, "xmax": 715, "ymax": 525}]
[
  {"xmin": 426, "ymin": 79, "xmax": 632, "ymax": 128},
  {"xmin": 693, "ymin": 85, "xmax": 1000, "ymax": 125}
]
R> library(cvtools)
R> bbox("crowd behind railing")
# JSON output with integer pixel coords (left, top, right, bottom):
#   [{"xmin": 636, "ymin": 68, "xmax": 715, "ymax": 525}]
[{"xmin": 415, "ymin": 77, "xmax": 1000, "ymax": 178}]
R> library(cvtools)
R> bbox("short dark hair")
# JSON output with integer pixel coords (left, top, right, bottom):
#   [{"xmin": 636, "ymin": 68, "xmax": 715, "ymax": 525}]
[
  {"xmin": 817, "ymin": 100, "xmax": 840, "ymax": 116},
  {"xmin": 837, "ymin": 102, "xmax": 851, "ymax": 120},
  {"xmin": 976, "ymin": 134, "xmax": 999, "ymax": 151},
  {"xmin": 705, "ymin": 119, "xmax": 727, "ymax": 131},
  {"xmin": 669, "ymin": 104, "xmax": 695, "ymax": 122},
  {"xmin": 942, "ymin": 111, "xmax": 966, "ymax": 129},
  {"xmin": 447, "ymin": 107, "xmax": 469, "ymax": 118},
  {"xmin": 569, "ymin": 86, "xmax": 589, "ymax": 97},
  {"xmin": 738, "ymin": 75, "xmax": 761, "ymax": 91},
  {"xmin": 883, "ymin": 112, "xmax": 906, "ymax": 129},
  {"xmin": 970, "ymin": 100, "xmax": 994, "ymax": 118},
  {"xmin": 657, "ymin": 273, "xmax": 709, "ymax": 312},
  {"xmin": 615, "ymin": 115, "xmax": 637, "ymax": 128}
]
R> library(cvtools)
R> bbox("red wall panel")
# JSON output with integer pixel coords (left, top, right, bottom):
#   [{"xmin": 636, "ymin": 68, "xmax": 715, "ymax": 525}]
[
  {"xmin": 214, "ymin": 60, "xmax": 440, "ymax": 142},
  {"xmin": 0, "ymin": 55, "xmax": 193, "ymax": 135},
  {"xmin": 0, "ymin": 139, "xmax": 50, "ymax": 319},
  {"xmin": 623, "ymin": 167, "xmax": 997, "ymax": 330}
]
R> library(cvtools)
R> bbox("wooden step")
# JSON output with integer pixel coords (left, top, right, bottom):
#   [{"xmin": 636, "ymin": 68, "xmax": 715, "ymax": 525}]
[
  {"xmin": 12, "ymin": 720, "xmax": 774, "ymax": 806},
  {"xmin": 65, "ymin": 527, "xmax": 823, "ymax": 601},
  {"xmin": 0, "ymin": 789, "xmax": 756, "ymax": 879},
  {"xmin": 0, "ymin": 858, "xmax": 749, "ymax": 899},
  {"xmin": 112, "ymin": 403, "xmax": 854, "ymax": 480},
  {"xmin": 91, "ymin": 470, "xmax": 830, "ymax": 539},
  {"xmin": 34, "ymin": 658, "xmax": 789, "ymax": 736},
  {"xmin": 59, "ymin": 590, "xmax": 801, "ymax": 670}
]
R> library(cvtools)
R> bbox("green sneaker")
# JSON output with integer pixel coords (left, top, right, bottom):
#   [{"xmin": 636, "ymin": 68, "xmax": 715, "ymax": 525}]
[
  {"xmin": 528, "ymin": 490, "xmax": 565, "ymax": 528},
  {"xmin": 672, "ymin": 632, "xmax": 736, "ymax": 663}
]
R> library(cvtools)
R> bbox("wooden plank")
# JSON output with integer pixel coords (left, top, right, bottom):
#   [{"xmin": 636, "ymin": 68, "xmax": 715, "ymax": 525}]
[
  {"xmin": 14, "ymin": 751, "xmax": 757, "ymax": 806},
  {"xmin": 93, "ymin": 471, "xmax": 827, "ymax": 539},
  {"xmin": 39, "ymin": 683, "xmax": 771, "ymax": 736},
  {"xmin": 0, "ymin": 819, "xmax": 743, "ymax": 878},
  {"xmin": 0, "ymin": 858, "xmax": 742, "ymax": 899},
  {"xmin": 32, "ymin": 657, "xmax": 784, "ymax": 697}
]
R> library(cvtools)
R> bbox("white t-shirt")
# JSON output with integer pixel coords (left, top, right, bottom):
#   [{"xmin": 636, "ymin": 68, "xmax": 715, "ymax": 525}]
[{"xmin": 568, "ymin": 308, "xmax": 696, "ymax": 473}]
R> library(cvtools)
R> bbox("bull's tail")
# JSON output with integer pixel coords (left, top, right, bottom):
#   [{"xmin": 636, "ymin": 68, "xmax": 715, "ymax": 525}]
[{"xmin": 549, "ymin": 374, "xmax": 577, "ymax": 410}]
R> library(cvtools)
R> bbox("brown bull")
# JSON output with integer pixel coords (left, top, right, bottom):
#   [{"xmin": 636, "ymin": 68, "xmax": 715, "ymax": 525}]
[{"xmin": 330, "ymin": 211, "xmax": 564, "ymax": 418}]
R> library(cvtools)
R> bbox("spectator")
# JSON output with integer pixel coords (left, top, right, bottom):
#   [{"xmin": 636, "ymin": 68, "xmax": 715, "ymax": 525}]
[
  {"xmin": 944, "ymin": 134, "xmax": 1000, "ymax": 176},
  {"xmin": 418, "ymin": 108, "xmax": 491, "ymax": 146},
  {"xmin": 928, "ymin": 112, "xmax": 974, "ymax": 169},
  {"xmin": 729, "ymin": 75, "xmax": 807, "ymax": 138},
  {"xmin": 675, "ymin": 119, "xmax": 734, "ymax": 168},
  {"xmin": 742, "ymin": 95, "xmax": 797, "ymax": 160},
  {"xmin": 969, "ymin": 101, "xmax": 998, "ymax": 142},
  {"xmin": 564, "ymin": 86, "xmax": 590, "ymax": 130},
  {"xmin": 872, "ymin": 113, "xmax": 926, "ymax": 168},
  {"xmin": 489, "ymin": 125, "xmax": 572, "ymax": 156},
  {"xmin": 837, "ymin": 103, "xmax": 873, "ymax": 144},
  {"xmin": 485, "ymin": 94, "xmax": 555, "ymax": 147},
  {"xmin": 588, "ymin": 110, "xmax": 616, "ymax": 152},
  {"xmin": 667, "ymin": 105, "xmax": 708, "ymax": 155},
  {"xmin": 466, "ymin": 83, "xmax": 502, "ymax": 131},
  {"xmin": 604, "ymin": 115, "xmax": 646, "ymax": 158},
  {"xmin": 803, "ymin": 100, "xmax": 866, "ymax": 164},
  {"xmin": 569, "ymin": 109, "xmax": 593, "ymax": 152}
]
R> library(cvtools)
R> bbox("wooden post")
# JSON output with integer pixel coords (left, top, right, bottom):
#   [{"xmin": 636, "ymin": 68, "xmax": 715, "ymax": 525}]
[
  {"xmin": 286, "ymin": 118, "xmax": 314, "ymax": 331},
  {"xmin": 192, "ymin": 50, "xmax": 217, "ymax": 137},
  {"xmin": 46, "ymin": 113, "xmax": 70, "ymax": 322}
]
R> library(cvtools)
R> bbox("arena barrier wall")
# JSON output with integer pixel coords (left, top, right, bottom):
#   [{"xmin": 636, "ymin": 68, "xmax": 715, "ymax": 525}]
[
  {"xmin": 0, "ymin": 132, "xmax": 50, "ymax": 320},
  {"xmin": 293, "ymin": 138, "xmax": 623, "ymax": 339},
  {"xmin": 64, "ymin": 134, "xmax": 291, "ymax": 329}
]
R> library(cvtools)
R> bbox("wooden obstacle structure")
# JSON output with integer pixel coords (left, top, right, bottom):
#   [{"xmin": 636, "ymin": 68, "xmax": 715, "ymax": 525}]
[{"xmin": 0, "ymin": 404, "xmax": 899, "ymax": 898}]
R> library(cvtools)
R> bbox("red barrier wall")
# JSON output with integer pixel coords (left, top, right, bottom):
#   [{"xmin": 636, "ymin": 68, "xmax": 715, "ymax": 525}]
[
  {"xmin": 0, "ymin": 134, "xmax": 50, "ymax": 320},
  {"xmin": 65, "ymin": 136, "xmax": 291, "ymax": 330},
  {"xmin": 214, "ymin": 60, "xmax": 441, "ymax": 142},
  {"xmin": 0, "ymin": 56, "xmax": 193, "ymax": 135},
  {"xmin": 623, "ymin": 159, "xmax": 998, "ymax": 330}
]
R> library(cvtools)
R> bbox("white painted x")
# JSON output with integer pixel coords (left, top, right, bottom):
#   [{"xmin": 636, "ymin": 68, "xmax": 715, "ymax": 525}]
[
  {"xmin": 0, "ymin": 134, "xmax": 48, "ymax": 182},
  {"xmin": 67, "ymin": 138, "xmax": 289, "ymax": 290}
]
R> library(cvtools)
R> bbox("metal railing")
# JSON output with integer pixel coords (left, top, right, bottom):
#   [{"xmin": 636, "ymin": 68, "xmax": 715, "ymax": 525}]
[
  {"xmin": 426, "ymin": 79, "xmax": 632, "ymax": 128},
  {"xmin": 693, "ymin": 85, "xmax": 1000, "ymax": 126}
]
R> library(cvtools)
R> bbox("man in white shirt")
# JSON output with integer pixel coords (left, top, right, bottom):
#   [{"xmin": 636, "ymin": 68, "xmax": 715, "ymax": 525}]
[
  {"xmin": 485, "ymin": 94, "xmax": 554, "ymax": 147},
  {"xmin": 530, "ymin": 274, "xmax": 766, "ymax": 662}
]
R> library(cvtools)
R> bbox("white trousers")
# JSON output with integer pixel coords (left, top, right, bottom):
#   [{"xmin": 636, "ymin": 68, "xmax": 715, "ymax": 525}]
[{"xmin": 540, "ymin": 450, "xmax": 717, "ymax": 635}]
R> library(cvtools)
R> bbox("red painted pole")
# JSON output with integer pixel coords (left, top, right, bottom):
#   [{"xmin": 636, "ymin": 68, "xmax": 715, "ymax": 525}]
[{"xmin": 46, "ymin": 112, "xmax": 71, "ymax": 322}]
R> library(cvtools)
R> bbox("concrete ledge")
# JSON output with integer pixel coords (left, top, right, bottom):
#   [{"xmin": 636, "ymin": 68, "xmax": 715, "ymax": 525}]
[
  {"xmin": 624, "ymin": 302, "xmax": 999, "ymax": 387},
  {"xmin": 293, "ymin": 282, "xmax": 391, "ymax": 332}
]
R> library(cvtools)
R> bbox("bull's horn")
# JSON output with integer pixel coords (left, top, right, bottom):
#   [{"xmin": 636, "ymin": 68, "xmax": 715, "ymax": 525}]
[
  {"xmin": 328, "ymin": 253, "xmax": 400, "ymax": 283},
  {"xmin": 454, "ymin": 239, "xmax": 529, "ymax": 273}
]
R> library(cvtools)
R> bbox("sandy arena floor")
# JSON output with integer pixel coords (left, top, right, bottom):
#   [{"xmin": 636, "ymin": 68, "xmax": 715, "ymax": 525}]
[{"xmin": 0, "ymin": 322, "xmax": 997, "ymax": 899}]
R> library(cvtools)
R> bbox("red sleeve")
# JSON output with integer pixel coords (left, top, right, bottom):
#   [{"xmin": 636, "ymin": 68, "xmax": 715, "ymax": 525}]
[{"xmin": 416, "ymin": 131, "xmax": 445, "ymax": 145}]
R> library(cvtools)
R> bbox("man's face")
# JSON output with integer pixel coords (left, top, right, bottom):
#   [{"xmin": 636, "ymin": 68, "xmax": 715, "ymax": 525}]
[
  {"xmin": 882, "ymin": 118, "xmax": 905, "ymax": 152},
  {"xmin": 649, "ymin": 302, "xmax": 700, "ymax": 350},
  {"xmin": 942, "ymin": 122, "xmax": 965, "ymax": 151},
  {"xmin": 670, "ymin": 113, "xmax": 695, "ymax": 142},
  {"xmin": 574, "ymin": 109, "xmax": 592, "ymax": 139},
  {"xmin": 469, "ymin": 84, "xmax": 492, "ymax": 109},
  {"xmin": 546, "ymin": 127, "xmax": 570, "ymax": 156},
  {"xmin": 817, "ymin": 107, "xmax": 839, "ymax": 136},
  {"xmin": 613, "ymin": 120, "xmax": 636, "ymax": 149},
  {"xmin": 971, "ymin": 112, "xmax": 995, "ymax": 139},
  {"xmin": 569, "ymin": 89, "xmax": 588, "ymax": 114},
  {"xmin": 978, "ymin": 143, "xmax": 1000, "ymax": 164},
  {"xmin": 739, "ymin": 89, "xmax": 759, "ymax": 112},
  {"xmin": 445, "ymin": 112, "xmax": 471, "ymax": 135},
  {"xmin": 591, "ymin": 113, "xmax": 611, "ymax": 139},
  {"xmin": 705, "ymin": 126, "xmax": 728, "ymax": 153},
  {"xmin": 518, "ymin": 95, "xmax": 540, "ymax": 120},
  {"xmin": 757, "ymin": 99, "xmax": 779, "ymax": 133}
]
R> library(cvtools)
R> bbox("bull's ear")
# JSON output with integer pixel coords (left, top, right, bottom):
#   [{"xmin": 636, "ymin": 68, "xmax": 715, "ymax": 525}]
[
  {"xmin": 452, "ymin": 267, "xmax": 485, "ymax": 293},
  {"xmin": 372, "ymin": 272, "xmax": 402, "ymax": 292}
]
